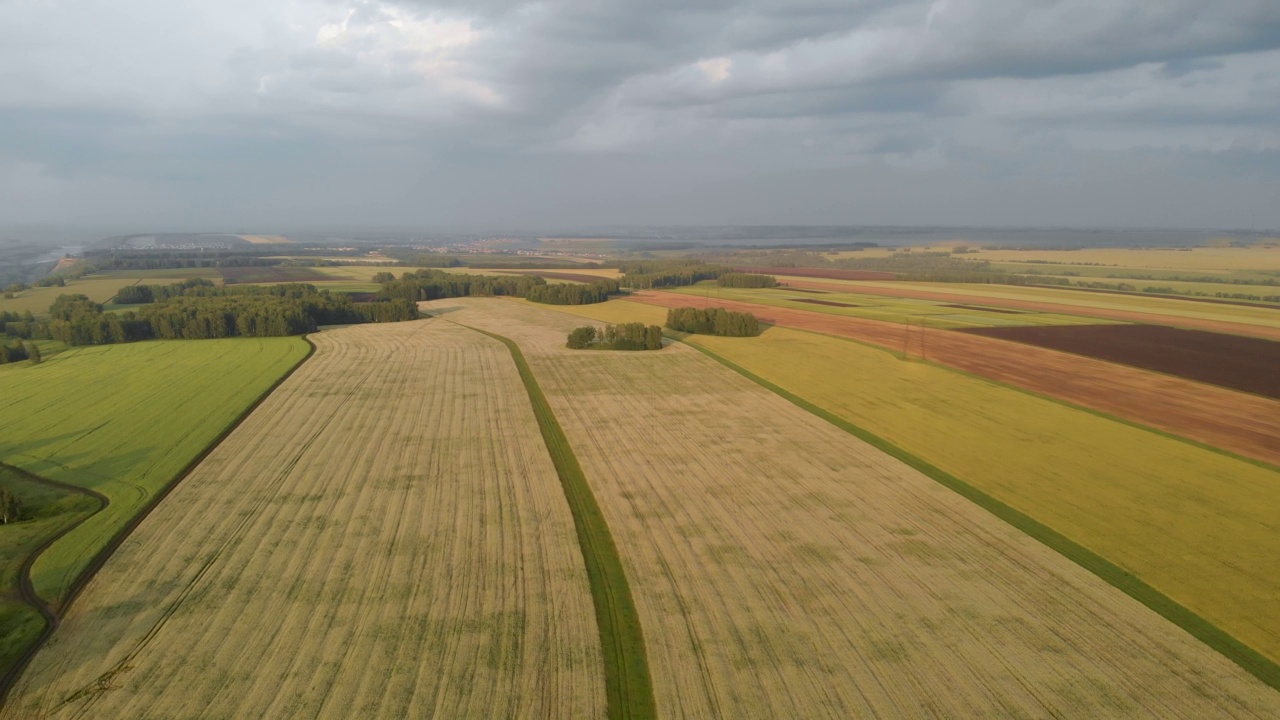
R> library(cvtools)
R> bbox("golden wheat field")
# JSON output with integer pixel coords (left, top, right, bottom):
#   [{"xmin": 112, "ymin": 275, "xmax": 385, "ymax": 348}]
[
  {"xmin": 2, "ymin": 320, "xmax": 604, "ymax": 720},
  {"xmin": 425, "ymin": 297, "xmax": 1280, "ymax": 718}
]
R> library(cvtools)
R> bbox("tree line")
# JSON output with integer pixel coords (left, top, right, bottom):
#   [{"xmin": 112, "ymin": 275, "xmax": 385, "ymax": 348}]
[
  {"xmin": 717, "ymin": 273, "xmax": 778, "ymax": 288},
  {"xmin": 0, "ymin": 340, "xmax": 39, "ymax": 365},
  {"xmin": 665, "ymin": 307, "xmax": 761, "ymax": 336},
  {"xmin": 376, "ymin": 269, "xmax": 622, "ymax": 306},
  {"xmin": 3, "ymin": 282, "xmax": 418, "ymax": 347},
  {"xmin": 618, "ymin": 260, "xmax": 731, "ymax": 289},
  {"xmin": 527, "ymin": 279, "xmax": 621, "ymax": 305},
  {"xmin": 566, "ymin": 323, "xmax": 663, "ymax": 350}
]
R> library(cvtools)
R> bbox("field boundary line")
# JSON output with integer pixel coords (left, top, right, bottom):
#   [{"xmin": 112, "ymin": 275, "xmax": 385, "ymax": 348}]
[
  {"xmin": 0, "ymin": 336, "xmax": 315, "ymax": 707},
  {"xmin": 676, "ymin": 336, "xmax": 1280, "ymax": 693},
  {"xmin": 0, "ymin": 463, "xmax": 107, "ymax": 705},
  {"xmin": 765, "ymin": 320, "xmax": 1280, "ymax": 474},
  {"xmin": 455, "ymin": 321, "xmax": 655, "ymax": 720}
]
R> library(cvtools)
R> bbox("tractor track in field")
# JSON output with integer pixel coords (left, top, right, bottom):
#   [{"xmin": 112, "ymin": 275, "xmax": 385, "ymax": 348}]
[{"xmin": 0, "ymin": 337, "xmax": 316, "ymax": 709}]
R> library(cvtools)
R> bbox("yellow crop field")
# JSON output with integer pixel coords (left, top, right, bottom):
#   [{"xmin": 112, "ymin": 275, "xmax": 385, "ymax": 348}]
[
  {"xmin": 775, "ymin": 276, "xmax": 1280, "ymax": 330},
  {"xmin": 3, "ymin": 320, "xmax": 604, "ymax": 719},
  {"xmin": 553, "ymin": 298, "xmax": 1280, "ymax": 663},
  {"xmin": 971, "ymin": 245, "xmax": 1280, "ymax": 272},
  {"xmin": 427, "ymin": 297, "xmax": 1280, "ymax": 717},
  {"xmin": 0, "ymin": 277, "xmax": 141, "ymax": 315}
]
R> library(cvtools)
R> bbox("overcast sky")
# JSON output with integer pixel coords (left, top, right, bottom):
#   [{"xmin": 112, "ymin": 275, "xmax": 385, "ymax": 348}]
[{"xmin": 2, "ymin": 1, "xmax": 1278, "ymax": 231}]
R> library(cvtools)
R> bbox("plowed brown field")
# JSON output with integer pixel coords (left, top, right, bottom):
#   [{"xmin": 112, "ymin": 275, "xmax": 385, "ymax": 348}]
[
  {"xmin": 629, "ymin": 291, "xmax": 1280, "ymax": 467},
  {"xmin": 783, "ymin": 279, "xmax": 1280, "ymax": 340},
  {"xmin": 963, "ymin": 324, "xmax": 1280, "ymax": 399},
  {"xmin": 427, "ymin": 297, "xmax": 1280, "ymax": 719},
  {"xmin": 2, "ymin": 320, "xmax": 604, "ymax": 720}
]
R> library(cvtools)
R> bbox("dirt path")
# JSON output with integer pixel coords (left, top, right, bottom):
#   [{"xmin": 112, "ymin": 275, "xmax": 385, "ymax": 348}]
[
  {"xmin": 0, "ymin": 463, "xmax": 107, "ymax": 705},
  {"xmin": 629, "ymin": 291, "xmax": 1280, "ymax": 467},
  {"xmin": 782, "ymin": 280, "xmax": 1280, "ymax": 340}
]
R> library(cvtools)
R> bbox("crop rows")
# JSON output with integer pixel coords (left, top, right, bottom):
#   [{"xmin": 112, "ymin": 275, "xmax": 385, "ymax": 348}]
[{"xmin": 3, "ymin": 320, "xmax": 604, "ymax": 719}]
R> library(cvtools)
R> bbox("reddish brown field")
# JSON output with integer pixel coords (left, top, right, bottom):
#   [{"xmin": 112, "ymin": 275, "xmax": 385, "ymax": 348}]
[
  {"xmin": 219, "ymin": 266, "xmax": 332, "ymax": 284},
  {"xmin": 738, "ymin": 266, "xmax": 895, "ymax": 280},
  {"xmin": 630, "ymin": 291, "xmax": 1280, "ymax": 466},
  {"xmin": 786, "ymin": 280, "xmax": 1280, "ymax": 340},
  {"xmin": 964, "ymin": 324, "xmax": 1280, "ymax": 400}
]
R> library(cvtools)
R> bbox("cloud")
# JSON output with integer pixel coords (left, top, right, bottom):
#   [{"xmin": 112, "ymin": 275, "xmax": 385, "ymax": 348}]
[{"xmin": 0, "ymin": 0, "xmax": 1277, "ymax": 229}]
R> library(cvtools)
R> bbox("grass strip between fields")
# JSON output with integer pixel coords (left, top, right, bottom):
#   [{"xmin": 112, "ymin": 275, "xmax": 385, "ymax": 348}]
[
  {"xmin": 464, "ymin": 324, "xmax": 655, "ymax": 720},
  {"xmin": 0, "ymin": 337, "xmax": 317, "ymax": 707},
  {"xmin": 678, "ymin": 336, "xmax": 1280, "ymax": 693}
]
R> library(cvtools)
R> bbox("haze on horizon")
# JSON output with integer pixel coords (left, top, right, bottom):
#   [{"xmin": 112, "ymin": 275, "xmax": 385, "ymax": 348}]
[{"xmin": 2, "ymin": 1, "xmax": 1278, "ymax": 232}]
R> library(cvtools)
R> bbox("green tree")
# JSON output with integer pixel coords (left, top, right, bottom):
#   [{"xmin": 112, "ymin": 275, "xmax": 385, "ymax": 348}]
[{"xmin": 0, "ymin": 486, "xmax": 20, "ymax": 524}]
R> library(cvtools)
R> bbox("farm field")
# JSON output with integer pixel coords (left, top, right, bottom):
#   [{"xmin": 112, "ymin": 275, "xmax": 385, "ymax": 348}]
[
  {"xmin": 2, "ymin": 320, "xmax": 604, "ymax": 719},
  {"xmin": 427, "ymin": 297, "xmax": 1280, "ymax": 717},
  {"xmin": 219, "ymin": 266, "xmax": 333, "ymax": 284},
  {"xmin": 964, "ymin": 324, "xmax": 1280, "ymax": 399},
  {"xmin": 0, "ymin": 278, "xmax": 147, "ymax": 315},
  {"xmin": 0, "ymin": 467, "xmax": 99, "ymax": 676},
  {"xmin": 0, "ymin": 337, "xmax": 309, "ymax": 610},
  {"xmin": 549, "ymin": 298, "xmax": 1280, "ymax": 668},
  {"xmin": 969, "ymin": 245, "xmax": 1280, "ymax": 273},
  {"xmin": 772, "ymin": 277, "xmax": 1280, "ymax": 339},
  {"xmin": 623, "ymin": 292, "xmax": 1280, "ymax": 467},
  {"xmin": 667, "ymin": 283, "xmax": 1118, "ymax": 328}
]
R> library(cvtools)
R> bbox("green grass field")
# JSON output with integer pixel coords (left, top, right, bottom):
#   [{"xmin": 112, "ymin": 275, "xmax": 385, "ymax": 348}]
[
  {"xmin": 0, "ymin": 337, "xmax": 310, "ymax": 608},
  {"xmin": 546, "ymin": 298, "xmax": 1280, "ymax": 670},
  {"xmin": 666, "ymin": 283, "xmax": 1120, "ymax": 328},
  {"xmin": 0, "ymin": 467, "xmax": 99, "ymax": 678}
]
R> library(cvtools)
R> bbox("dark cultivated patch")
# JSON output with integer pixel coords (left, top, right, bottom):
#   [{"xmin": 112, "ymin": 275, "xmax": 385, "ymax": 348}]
[
  {"xmin": 942, "ymin": 304, "xmax": 1025, "ymax": 315},
  {"xmin": 738, "ymin": 267, "xmax": 895, "ymax": 281},
  {"xmin": 776, "ymin": 287, "xmax": 829, "ymax": 294},
  {"xmin": 960, "ymin": 324, "xmax": 1280, "ymax": 399},
  {"xmin": 792, "ymin": 298, "xmax": 858, "ymax": 308}
]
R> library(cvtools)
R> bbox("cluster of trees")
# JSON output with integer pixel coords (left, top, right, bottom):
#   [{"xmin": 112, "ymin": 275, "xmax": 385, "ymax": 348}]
[
  {"xmin": 1, "ymin": 310, "xmax": 38, "ymax": 339},
  {"xmin": 5, "ymin": 284, "xmax": 418, "ymax": 347},
  {"xmin": 0, "ymin": 486, "xmax": 20, "ymax": 524},
  {"xmin": 618, "ymin": 260, "xmax": 730, "ymax": 289},
  {"xmin": 717, "ymin": 273, "xmax": 778, "ymax": 288},
  {"xmin": 83, "ymin": 251, "xmax": 288, "ymax": 270},
  {"xmin": 373, "ymin": 269, "xmax": 621, "ymax": 306},
  {"xmin": 566, "ymin": 323, "xmax": 663, "ymax": 350},
  {"xmin": 115, "ymin": 278, "xmax": 216, "ymax": 304},
  {"xmin": 377, "ymin": 269, "xmax": 544, "ymax": 302},
  {"xmin": 527, "ymin": 279, "xmax": 620, "ymax": 305},
  {"xmin": 665, "ymin": 307, "xmax": 761, "ymax": 336},
  {"xmin": 0, "ymin": 341, "xmax": 38, "ymax": 365}
]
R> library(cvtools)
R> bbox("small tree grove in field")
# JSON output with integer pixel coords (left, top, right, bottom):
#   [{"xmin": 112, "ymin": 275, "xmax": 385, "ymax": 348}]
[
  {"xmin": 566, "ymin": 323, "xmax": 663, "ymax": 351},
  {"xmin": 717, "ymin": 273, "xmax": 778, "ymax": 288},
  {"xmin": 665, "ymin": 307, "xmax": 761, "ymax": 337},
  {"xmin": 0, "ymin": 486, "xmax": 21, "ymax": 524}
]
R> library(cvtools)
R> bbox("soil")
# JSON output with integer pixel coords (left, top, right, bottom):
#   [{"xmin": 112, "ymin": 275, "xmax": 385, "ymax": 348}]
[
  {"xmin": 942, "ymin": 304, "xmax": 1025, "ymax": 314},
  {"xmin": 962, "ymin": 324, "xmax": 1280, "ymax": 400},
  {"xmin": 737, "ymin": 267, "xmax": 895, "ymax": 281},
  {"xmin": 792, "ymin": 298, "xmax": 858, "ymax": 307},
  {"xmin": 629, "ymin": 291, "xmax": 1280, "ymax": 467}
]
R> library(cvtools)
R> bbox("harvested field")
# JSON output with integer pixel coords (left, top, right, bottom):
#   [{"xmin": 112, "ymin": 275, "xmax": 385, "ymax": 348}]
[
  {"xmin": 427, "ymin": 297, "xmax": 1280, "ymax": 718},
  {"xmin": 779, "ymin": 278, "xmax": 1280, "ymax": 340},
  {"xmin": 942, "ymin": 304, "xmax": 1024, "ymax": 314},
  {"xmin": 793, "ymin": 298, "xmax": 857, "ymax": 307},
  {"xmin": 964, "ymin": 324, "xmax": 1280, "ymax": 399},
  {"xmin": 628, "ymin": 292, "xmax": 1280, "ymax": 467},
  {"xmin": 734, "ymin": 266, "xmax": 894, "ymax": 280},
  {"xmin": 219, "ymin": 266, "xmax": 332, "ymax": 284},
  {"xmin": 2, "ymin": 321, "xmax": 604, "ymax": 719}
]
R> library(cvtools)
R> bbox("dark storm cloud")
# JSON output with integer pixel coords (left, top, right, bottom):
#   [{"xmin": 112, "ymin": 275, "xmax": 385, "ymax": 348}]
[{"xmin": 0, "ymin": 0, "xmax": 1277, "ymax": 229}]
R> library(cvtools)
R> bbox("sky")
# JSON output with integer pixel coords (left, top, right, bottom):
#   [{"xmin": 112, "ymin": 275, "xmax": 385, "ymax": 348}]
[{"xmin": 1, "ymin": 0, "xmax": 1278, "ymax": 231}]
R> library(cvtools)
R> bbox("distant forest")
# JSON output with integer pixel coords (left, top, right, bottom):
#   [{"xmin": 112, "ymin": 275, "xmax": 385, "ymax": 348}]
[
  {"xmin": 377, "ymin": 269, "xmax": 622, "ymax": 306},
  {"xmin": 2, "ymin": 281, "xmax": 417, "ymax": 346}
]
